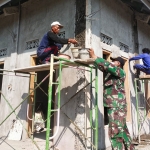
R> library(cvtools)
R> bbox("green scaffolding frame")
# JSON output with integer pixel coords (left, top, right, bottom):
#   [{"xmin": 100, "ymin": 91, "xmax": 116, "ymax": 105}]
[
  {"xmin": 0, "ymin": 55, "xmax": 99, "ymax": 150},
  {"xmin": 45, "ymin": 55, "xmax": 99, "ymax": 149},
  {"xmin": 134, "ymin": 76, "xmax": 150, "ymax": 143}
]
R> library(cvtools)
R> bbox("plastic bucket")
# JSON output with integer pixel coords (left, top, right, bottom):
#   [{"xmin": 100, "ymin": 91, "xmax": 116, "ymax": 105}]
[
  {"xmin": 72, "ymin": 52, "xmax": 79, "ymax": 58},
  {"xmin": 79, "ymin": 52, "xmax": 90, "ymax": 59},
  {"xmin": 79, "ymin": 48, "xmax": 90, "ymax": 59},
  {"xmin": 71, "ymin": 47, "xmax": 81, "ymax": 58}
]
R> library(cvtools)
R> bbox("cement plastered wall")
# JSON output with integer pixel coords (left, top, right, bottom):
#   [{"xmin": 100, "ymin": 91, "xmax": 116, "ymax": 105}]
[
  {"xmin": 18, "ymin": 1, "xmax": 90, "ymax": 149},
  {"xmin": 90, "ymin": 0, "xmax": 138, "ymax": 149},
  {"xmin": 0, "ymin": 12, "xmax": 29, "ymax": 140},
  {"xmin": 0, "ymin": 0, "xmax": 150, "ymax": 149},
  {"xmin": 53, "ymin": 68, "xmax": 87, "ymax": 150},
  {"xmin": 18, "ymin": 0, "xmax": 76, "ymax": 57},
  {"xmin": 137, "ymin": 20, "xmax": 150, "ymax": 52},
  {"xmin": 0, "ymin": 0, "xmax": 91, "ymax": 149},
  {"xmin": 0, "ymin": 0, "xmax": 81, "ymax": 145},
  {"xmin": 136, "ymin": 20, "xmax": 150, "ymax": 135}
]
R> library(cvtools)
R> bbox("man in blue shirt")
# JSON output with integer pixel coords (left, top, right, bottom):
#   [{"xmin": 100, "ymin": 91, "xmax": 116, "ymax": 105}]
[
  {"xmin": 129, "ymin": 48, "xmax": 150, "ymax": 75},
  {"xmin": 37, "ymin": 21, "xmax": 78, "ymax": 64}
]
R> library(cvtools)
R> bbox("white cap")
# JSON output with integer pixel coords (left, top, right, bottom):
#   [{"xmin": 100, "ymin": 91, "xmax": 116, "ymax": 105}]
[{"xmin": 51, "ymin": 21, "xmax": 63, "ymax": 28}]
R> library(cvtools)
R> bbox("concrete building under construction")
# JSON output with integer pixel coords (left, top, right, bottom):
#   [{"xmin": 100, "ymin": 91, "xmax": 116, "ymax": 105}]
[{"xmin": 0, "ymin": 0, "xmax": 150, "ymax": 149}]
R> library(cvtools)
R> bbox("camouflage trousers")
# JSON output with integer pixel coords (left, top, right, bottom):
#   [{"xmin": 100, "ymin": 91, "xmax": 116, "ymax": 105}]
[{"xmin": 107, "ymin": 107, "xmax": 135, "ymax": 150}]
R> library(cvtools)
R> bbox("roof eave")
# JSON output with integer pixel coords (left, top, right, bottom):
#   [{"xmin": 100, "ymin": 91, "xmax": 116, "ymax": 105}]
[
  {"xmin": 141, "ymin": 0, "xmax": 150, "ymax": 10},
  {"xmin": 0, "ymin": 0, "xmax": 11, "ymax": 7}
]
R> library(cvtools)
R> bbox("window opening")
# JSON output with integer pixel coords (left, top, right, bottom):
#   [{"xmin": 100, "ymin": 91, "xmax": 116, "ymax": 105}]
[
  {"xmin": 101, "ymin": 33, "xmax": 112, "ymax": 46},
  {"xmin": 58, "ymin": 31, "xmax": 65, "ymax": 39},
  {"xmin": 26, "ymin": 39, "xmax": 39, "ymax": 50},
  {"xmin": 103, "ymin": 53, "xmax": 110, "ymax": 125},
  {"xmin": 0, "ymin": 48, "xmax": 7, "ymax": 57},
  {"xmin": 119, "ymin": 42, "xmax": 129, "ymax": 53}
]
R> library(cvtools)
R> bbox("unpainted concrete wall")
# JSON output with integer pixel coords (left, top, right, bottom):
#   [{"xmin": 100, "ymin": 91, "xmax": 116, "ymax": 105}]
[
  {"xmin": 90, "ymin": 0, "xmax": 150, "ymax": 149},
  {"xmin": 0, "ymin": 0, "xmax": 81, "ymax": 146},
  {"xmin": 0, "ymin": 0, "xmax": 150, "ymax": 149},
  {"xmin": 137, "ymin": 20, "xmax": 150, "ymax": 135},
  {"xmin": 0, "ymin": 12, "xmax": 29, "ymax": 140}
]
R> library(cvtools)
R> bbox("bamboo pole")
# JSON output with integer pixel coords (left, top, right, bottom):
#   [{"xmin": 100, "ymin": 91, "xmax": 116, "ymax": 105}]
[
  {"xmin": 1, "ymin": 92, "xmax": 40, "ymax": 150},
  {"xmin": 0, "ymin": 74, "xmax": 50, "ymax": 126}
]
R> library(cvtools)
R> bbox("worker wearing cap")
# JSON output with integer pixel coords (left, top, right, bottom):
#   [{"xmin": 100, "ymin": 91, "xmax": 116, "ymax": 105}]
[
  {"xmin": 88, "ymin": 48, "xmax": 135, "ymax": 150},
  {"xmin": 37, "ymin": 21, "xmax": 78, "ymax": 64}
]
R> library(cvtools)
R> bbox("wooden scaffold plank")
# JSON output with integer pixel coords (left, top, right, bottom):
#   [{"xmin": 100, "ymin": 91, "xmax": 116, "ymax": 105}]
[{"xmin": 13, "ymin": 58, "xmax": 95, "ymax": 73}]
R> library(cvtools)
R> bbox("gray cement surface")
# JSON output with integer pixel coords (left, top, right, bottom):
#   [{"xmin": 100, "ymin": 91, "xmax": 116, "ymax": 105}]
[
  {"xmin": 0, "ymin": 138, "xmax": 47, "ymax": 150},
  {"xmin": 1, "ymin": 138, "xmax": 150, "ymax": 150}
]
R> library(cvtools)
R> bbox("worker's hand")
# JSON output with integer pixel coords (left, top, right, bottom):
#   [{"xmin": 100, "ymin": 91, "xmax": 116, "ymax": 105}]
[
  {"xmin": 68, "ymin": 39, "xmax": 78, "ymax": 44},
  {"xmin": 129, "ymin": 56, "xmax": 131, "ymax": 59},
  {"xmin": 129, "ymin": 56, "xmax": 132, "ymax": 62},
  {"xmin": 88, "ymin": 48, "xmax": 97, "ymax": 59}
]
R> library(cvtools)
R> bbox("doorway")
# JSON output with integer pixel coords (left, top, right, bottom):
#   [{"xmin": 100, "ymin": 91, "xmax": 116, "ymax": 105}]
[
  {"xmin": 103, "ymin": 51, "xmax": 110, "ymax": 125},
  {"xmin": 29, "ymin": 55, "xmax": 55, "ymax": 140},
  {"xmin": 33, "ymin": 70, "xmax": 55, "ymax": 140}
]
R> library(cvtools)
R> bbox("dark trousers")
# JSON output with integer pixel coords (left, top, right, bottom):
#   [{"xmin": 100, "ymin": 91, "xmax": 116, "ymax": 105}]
[
  {"xmin": 38, "ymin": 46, "xmax": 58, "ymax": 64},
  {"xmin": 134, "ymin": 64, "xmax": 150, "ymax": 75}
]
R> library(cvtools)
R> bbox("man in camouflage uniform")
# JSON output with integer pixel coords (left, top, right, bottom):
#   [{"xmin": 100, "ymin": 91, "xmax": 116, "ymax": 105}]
[{"xmin": 88, "ymin": 48, "xmax": 135, "ymax": 150}]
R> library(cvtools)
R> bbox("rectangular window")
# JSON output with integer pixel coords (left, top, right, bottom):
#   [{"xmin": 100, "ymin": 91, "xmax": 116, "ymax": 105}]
[
  {"xmin": 26, "ymin": 39, "xmax": 39, "ymax": 50},
  {"xmin": 119, "ymin": 42, "xmax": 129, "ymax": 53},
  {"xmin": 101, "ymin": 33, "xmax": 113, "ymax": 46}
]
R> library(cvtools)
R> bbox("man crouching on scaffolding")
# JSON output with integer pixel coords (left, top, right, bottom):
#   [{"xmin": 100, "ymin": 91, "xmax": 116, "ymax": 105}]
[
  {"xmin": 37, "ymin": 21, "xmax": 78, "ymax": 64},
  {"xmin": 129, "ymin": 48, "xmax": 150, "ymax": 75},
  {"xmin": 88, "ymin": 48, "xmax": 135, "ymax": 150}
]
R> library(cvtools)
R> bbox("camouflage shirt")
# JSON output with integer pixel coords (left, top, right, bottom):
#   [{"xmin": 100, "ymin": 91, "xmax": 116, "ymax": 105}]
[{"xmin": 94, "ymin": 58, "xmax": 127, "ymax": 108}]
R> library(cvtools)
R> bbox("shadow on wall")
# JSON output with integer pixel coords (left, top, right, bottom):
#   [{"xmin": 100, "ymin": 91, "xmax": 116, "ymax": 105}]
[
  {"xmin": 130, "ymin": 91, "xmax": 138, "ymax": 140},
  {"xmin": 16, "ymin": 93, "xmax": 28, "ymax": 139},
  {"xmin": 0, "ymin": 93, "xmax": 28, "ymax": 141},
  {"xmin": 9, "ymin": 68, "xmax": 105, "ymax": 149},
  {"xmin": 53, "ymin": 73, "xmax": 105, "ymax": 149},
  {"xmin": 53, "ymin": 77, "xmax": 86, "ymax": 148},
  {"xmin": 17, "ymin": 93, "xmax": 28, "ymax": 121}
]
